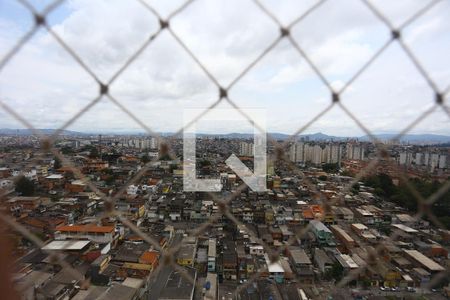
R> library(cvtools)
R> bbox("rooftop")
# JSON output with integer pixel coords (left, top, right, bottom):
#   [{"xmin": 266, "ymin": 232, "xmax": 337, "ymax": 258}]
[
  {"xmin": 310, "ymin": 220, "xmax": 331, "ymax": 233},
  {"xmin": 404, "ymin": 250, "xmax": 445, "ymax": 272},
  {"xmin": 392, "ymin": 223, "xmax": 418, "ymax": 233},
  {"xmin": 56, "ymin": 224, "xmax": 115, "ymax": 234},
  {"xmin": 290, "ymin": 248, "xmax": 312, "ymax": 265},
  {"xmin": 177, "ymin": 244, "xmax": 196, "ymax": 260},
  {"xmin": 46, "ymin": 174, "xmax": 64, "ymax": 179},
  {"xmin": 41, "ymin": 240, "xmax": 90, "ymax": 251},
  {"xmin": 337, "ymin": 254, "xmax": 358, "ymax": 269},
  {"xmin": 208, "ymin": 238, "xmax": 216, "ymax": 257},
  {"xmin": 264, "ymin": 254, "xmax": 284, "ymax": 273}
]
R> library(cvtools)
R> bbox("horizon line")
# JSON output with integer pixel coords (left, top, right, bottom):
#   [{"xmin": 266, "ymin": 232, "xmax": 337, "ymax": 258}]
[{"xmin": 1, "ymin": 128, "xmax": 450, "ymax": 138}]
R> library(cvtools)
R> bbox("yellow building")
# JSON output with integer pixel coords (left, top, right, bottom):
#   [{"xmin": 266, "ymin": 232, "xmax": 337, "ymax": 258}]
[{"xmin": 176, "ymin": 244, "xmax": 196, "ymax": 267}]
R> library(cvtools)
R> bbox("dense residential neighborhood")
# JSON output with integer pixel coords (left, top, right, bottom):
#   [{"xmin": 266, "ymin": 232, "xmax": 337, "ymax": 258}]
[{"xmin": 0, "ymin": 134, "xmax": 449, "ymax": 300}]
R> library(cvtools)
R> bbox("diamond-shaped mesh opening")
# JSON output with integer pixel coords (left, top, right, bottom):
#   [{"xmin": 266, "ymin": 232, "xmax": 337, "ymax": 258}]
[
  {"xmin": 0, "ymin": 27, "xmax": 98, "ymax": 131},
  {"xmin": 401, "ymin": 0, "xmax": 450, "ymax": 92},
  {"xmin": 340, "ymin": 42, "xmax": 436, "ymax": 134},
  {"xmin": 170, "ymin": 0, "xmax": 280, "ymax": 86},
  {"xmin": 290, "ymin": 0, "xmax": 392, "ymax": 87},
  {"xmin": 47, "ymin": 0, "xmax": 160, "ymax": 83},
  {"xmin": 0, "ymin": 1, "xmax": 35, "ymax": 59}
]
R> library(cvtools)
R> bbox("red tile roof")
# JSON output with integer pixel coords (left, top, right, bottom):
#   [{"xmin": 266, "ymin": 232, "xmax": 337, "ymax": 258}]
[{"xmin": 56, "ymin": 224, "xmax": 114, "ymax": 233}]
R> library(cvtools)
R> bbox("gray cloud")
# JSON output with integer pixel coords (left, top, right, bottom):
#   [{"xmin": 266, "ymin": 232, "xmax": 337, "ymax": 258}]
[{"xmin": 0, "ymin": 0, "xmax": 448, "ymax": 136}]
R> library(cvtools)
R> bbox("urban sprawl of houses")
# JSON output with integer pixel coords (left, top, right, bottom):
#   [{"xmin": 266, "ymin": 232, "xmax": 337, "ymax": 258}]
[{"xmin": 0, "ymin": 133, "xmax": 449, "ymax": 300}]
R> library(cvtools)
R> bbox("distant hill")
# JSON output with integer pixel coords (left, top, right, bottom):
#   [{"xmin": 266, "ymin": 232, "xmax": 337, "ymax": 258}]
[
  {"xmin": 196, "ymin": 132, "xmax": 347, "ymax": 141},
  {"xmin": 199, "ymin": 132, "xmax": 450, "ymax": 144},
  {"xmin": 1, "ymin": 128, "xmax": 449, "ymax": 144},
  {"xmin": 360, "ymin": 133, "xmax": 450, "ymax": 144},
  {"xmin": 0, "ymin": 128, "xmax": 86, "ymax": 136}
]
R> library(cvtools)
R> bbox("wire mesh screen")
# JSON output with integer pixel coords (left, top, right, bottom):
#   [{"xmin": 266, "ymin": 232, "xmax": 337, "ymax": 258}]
[{"xmin": 0, "ymin": 0, "xmax": 449, "ymax": 299}]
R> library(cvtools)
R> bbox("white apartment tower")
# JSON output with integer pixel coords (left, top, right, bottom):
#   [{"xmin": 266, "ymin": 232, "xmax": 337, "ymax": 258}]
[
  {"xmin": 346, "ymin": 143, "xmax": 365, "ymax": 161},
  {"xmin": 239, "ymin": 142, "xmax": 254, "ymax": 157},
  {"xmin": 289, "ymin": 142, "xmax": 305, "ymax": 162}
]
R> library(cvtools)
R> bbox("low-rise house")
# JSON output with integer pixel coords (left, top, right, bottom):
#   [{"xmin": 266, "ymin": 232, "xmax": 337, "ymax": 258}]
[
  {"xmin": 177, "ymin": 244, "xmax": 197, "ymax": 267},
  {"xmin": 313, "ymin": 248, "xmax": 333, "ymax": 274},
  {"xmin": 264, "ymin": 254, "xmax": 284, "ymax": 283},
  {"xmin": 351, "ymin": 223, "xmax": 376, "ymax": 242},
  {"xmin": 411, "ymin": 267, "xmax": 431, "ymax": 287},
  {"xmin": 55, "ymin": 224, "xmax": 117, "ymax": 244},
  {"xmin": 332, "ymin": 206, "xmax": 353, "ymax": 222},
  {"xmin": 403, "ymin": 249, "xmax": 445, "ymax": 274},
  {"xmin": 139, "ymin": 251, "xmax": 159, "ymax": 271},
  {"xmin": 335, "ymin": 254, "xmax": 359, "ymax": 272},
  {"xmin": 6, "ymin": 196, "xmax": 43, "ymax": 211},
  {"xmin": 310, "ymin": 220, "xmax": 335, "ymax": 246},
  {"xmin": 65, "ymin": 180, "xmax": 86, "ymax": 193},
  {"xmin": 207, "ymin": 238, "xmax": 216, "ymax": 272},
  {"xmin": 236, "ymin": 243, "xmax": 248, "ymax": 280},
  {"xmin": 222, "ymin": 241, "xmax": 237, "ymax": 281},
  {"xmin": 44, "ymin": 173, "xmax": 65, "ymax": 189},
  {"xmin": 353, "ymin": 208, "xmax": 374, "ymax": 225},
  {"xmin": 279, "ymin": 225, "xmax": 293, "ymax": 242},
  {"xmin": 288, "ymin": 248, "xmax": 314, "ymax": 284},
  {"xmin": 330, "ymin": 225, "xmax": 355, "ymax": 251},
  {"xmin": 249, "ymin": 245, "xmax": 264, "ymax": 256}
]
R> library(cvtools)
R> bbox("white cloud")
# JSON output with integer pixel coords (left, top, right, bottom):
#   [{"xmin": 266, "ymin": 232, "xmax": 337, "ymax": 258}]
[{"xmin": 0, "ymin": 0, "xmax": 448, "ymax": 136}]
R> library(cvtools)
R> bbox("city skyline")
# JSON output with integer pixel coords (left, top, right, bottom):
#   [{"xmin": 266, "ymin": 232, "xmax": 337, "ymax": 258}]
[{"xmin": 2, "ymin": 127, "xmax": 450, "ymax": 143}]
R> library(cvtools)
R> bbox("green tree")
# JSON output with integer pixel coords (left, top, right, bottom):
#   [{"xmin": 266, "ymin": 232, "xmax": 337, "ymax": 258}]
[
  {"xmin": 363, "ymin": 173, "xmax": 396, "ymax": 197},
  {"xmin": 199, "ymin": 159, "xmax": 211, "ymax": 168},
  {"xmin": 88, "ymin": 147, "xmax": 99, "ymax": 159},
  {"xmin": 318, "ymin": 175, "xmax": 328, "ymax": 181},
  {"xmin": 364, "ymin": 173, "xmax": 450, "ymax": 229},
  {"xmin": 105, "ymin": 175, "xmax": 116, "ymax": 186},
  {"xmin": 53, "ymin": 156, "xmax": 62, "ymax": 170},
  {"xmin": 159, "ymin": 153, "xmax": 171, "ymax": 161},
  {"xmin": 60, "ymin": 146, "xmax": 73, "ymax": 155},
  {"xmin": 351, "ymin": 182, "xmax": 360, "ymax": 195},
  {"xmin": 141, "ymin": 154, "xmax": 150, "ymax": 164},
  {"xmin": 325, "ymin": 262, "xmax": 344, "ymax": 281},
  {"xmin": 341, "ymin": 169, "xmax": 355, "ymax": 177},
  {"xmin": 322, "ymin": 163, "xmax": 339, "ymax": 173},
  {"xmin": 15, "ymin": 176, "xmax": 35, "ymax": 196}
]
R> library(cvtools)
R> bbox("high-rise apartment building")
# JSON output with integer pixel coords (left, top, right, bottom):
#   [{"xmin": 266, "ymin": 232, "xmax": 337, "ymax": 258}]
[
  {"xmin": 346, "ymin": 143, "xmax": 365, "ymax": 161},
  {"xmin": 399, "ymin": 151, "xmax": 447, "ymax": 171},
  {"xmin": 289, "ymin": 142, "xmax": 305, "ymax": 162},
  {"xmin": 289, "ymin": 142, "xmax": 343, "ymax": 165},
  {"xmin": 239, "ymin": 142, "xmax": 254, "ymax": 157}
]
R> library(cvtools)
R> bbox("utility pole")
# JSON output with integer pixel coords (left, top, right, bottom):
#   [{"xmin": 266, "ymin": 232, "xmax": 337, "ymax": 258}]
[{"xmin": 98, "ymin": 134, "xmax": 102, "ymax": 160}]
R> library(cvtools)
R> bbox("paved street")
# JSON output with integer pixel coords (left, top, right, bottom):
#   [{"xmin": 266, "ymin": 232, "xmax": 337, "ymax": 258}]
[
  {"xmin": 147, "ymin": 233, "xmax": 184, "ymax": 300},
  {"xmin": 328, "ymin": 287, "xmax": 448, "ymax": 300}
]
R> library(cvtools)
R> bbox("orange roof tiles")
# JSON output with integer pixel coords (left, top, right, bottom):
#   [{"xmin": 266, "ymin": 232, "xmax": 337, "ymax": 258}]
[
  {"xmin": 302, "ymin": 205, "xmax": 324, "ymax": 219},
  {"xmin": 140, "ymin": 251, "xmax": 159, "ymax": 264},
  {"xmin": 56, "ymin": 224, "xmax": 114, "ymax": 233},
  {"xmin": 302, "ymin": 210, "xmax": 314, "ymax": 219},
  {"xmin": 311, "ymin": 205, "xmax": 323, "ymax": 214}
]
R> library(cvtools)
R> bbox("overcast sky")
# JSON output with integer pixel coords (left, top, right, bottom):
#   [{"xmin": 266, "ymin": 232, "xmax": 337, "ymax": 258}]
[{"xmin": 0, "ymin": 0, "xmax": 449, "ymax": 136}]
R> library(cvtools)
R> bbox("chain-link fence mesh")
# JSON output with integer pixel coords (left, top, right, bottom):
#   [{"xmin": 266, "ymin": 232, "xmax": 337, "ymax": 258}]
[{"xmin": 0, "ymin": 0, "xmax": 449, "ymax": 299}]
